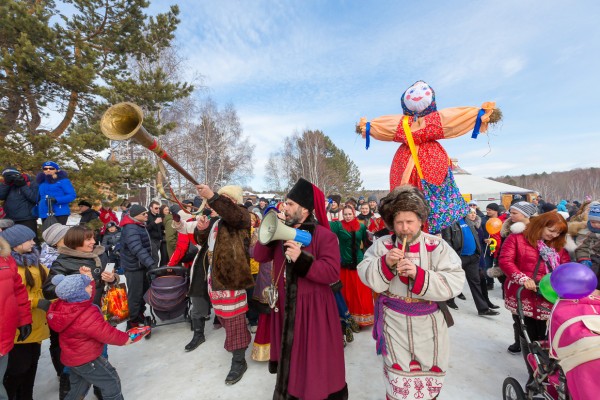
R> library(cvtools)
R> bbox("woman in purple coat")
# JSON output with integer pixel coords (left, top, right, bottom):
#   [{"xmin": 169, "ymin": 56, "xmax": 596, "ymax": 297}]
[{"xmin": 254, "ymin": 178, "xmax": 348, "ymax": 400}]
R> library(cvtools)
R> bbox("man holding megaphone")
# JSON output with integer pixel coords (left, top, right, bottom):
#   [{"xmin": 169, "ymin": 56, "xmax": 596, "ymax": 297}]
[{"xmin": 254, "ymin": 178, "xmax": 348, "ymax": 400}]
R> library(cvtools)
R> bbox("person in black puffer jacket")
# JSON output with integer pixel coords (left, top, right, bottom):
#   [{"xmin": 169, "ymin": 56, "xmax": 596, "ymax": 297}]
[
  {"xmin": 0, "ymin": 167, "xmax": 39, "ymax": 242},
  {"xmin": 119, "ymin": 205, "xmax": 154, "ymax": 329}
]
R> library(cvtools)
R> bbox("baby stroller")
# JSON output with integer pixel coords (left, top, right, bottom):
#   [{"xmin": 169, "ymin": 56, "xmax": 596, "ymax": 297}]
[
  {"xmin": 502, "ymin": 286, "xmax": 569, "ymax": 400},
  {"xmin": 143, "ymin": 266, "xmax": 190, "ymax": 338}
]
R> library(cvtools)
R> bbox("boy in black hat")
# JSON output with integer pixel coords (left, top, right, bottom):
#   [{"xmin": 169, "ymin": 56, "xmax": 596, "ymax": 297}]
[{"xmin": 78, "ymin": 200, "xmax": 99, "ymax": 225}]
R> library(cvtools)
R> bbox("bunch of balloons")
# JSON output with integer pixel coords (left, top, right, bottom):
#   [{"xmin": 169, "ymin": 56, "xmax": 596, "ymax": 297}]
[{"xmin": 538, "ymin": 262, "xmax": 598, "ymax": 303}]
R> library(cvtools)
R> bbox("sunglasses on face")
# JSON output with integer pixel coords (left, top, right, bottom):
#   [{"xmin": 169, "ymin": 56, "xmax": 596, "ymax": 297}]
[{"xmin": 43, "ymin": 167, "xmax": 56, "ymax": 171}]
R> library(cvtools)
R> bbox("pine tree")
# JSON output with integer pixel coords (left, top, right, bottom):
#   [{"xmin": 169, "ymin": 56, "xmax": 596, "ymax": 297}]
[{"xmin": 0, "ymin": 0, "xmax": 192, "ymax": 202}]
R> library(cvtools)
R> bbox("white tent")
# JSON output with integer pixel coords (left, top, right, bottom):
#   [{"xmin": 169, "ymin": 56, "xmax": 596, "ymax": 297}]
[{"xmin": 454, "ymin": 172, "xmax": 534, "ymax": 208}]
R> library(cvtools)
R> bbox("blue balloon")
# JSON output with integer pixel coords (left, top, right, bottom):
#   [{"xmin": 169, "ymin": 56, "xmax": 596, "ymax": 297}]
[{"xmin": 550, "ymin": 262, "xmax": 598, "ymax": 300}]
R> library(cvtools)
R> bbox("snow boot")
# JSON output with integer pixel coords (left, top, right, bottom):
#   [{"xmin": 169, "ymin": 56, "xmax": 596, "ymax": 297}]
[
  {"xmin": 507, "ymin": 322, "xmax": 521, "ymax": 354},
  {"xmin": 344, "ymin": 325, "xmax": 354, "ymax": 343},
  {"xmin": 185, "ymin": 318, "xmax": 206, "ymax": 352},
  {"xmin": 349, "ymin": 317, "xmax": 360, "ymax": 333},
  {"xmin": 225, "ymin": 349, "xmax": 248, "ymax": 385},
  {"xmin": 59, "ymin": 372, "xmax": 70, "ymax": 400}
]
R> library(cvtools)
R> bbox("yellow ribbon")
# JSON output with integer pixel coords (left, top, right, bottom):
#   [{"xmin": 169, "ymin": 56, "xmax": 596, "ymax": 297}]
[{"xmin": 402, "ymin": 116, "xmax": 423, "ymax": 179}]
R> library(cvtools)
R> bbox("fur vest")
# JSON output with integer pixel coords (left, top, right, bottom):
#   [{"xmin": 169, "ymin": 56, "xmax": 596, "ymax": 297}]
[{"xmin": 195, "ymin": 194, "xmax": 253, "ymax": 291}]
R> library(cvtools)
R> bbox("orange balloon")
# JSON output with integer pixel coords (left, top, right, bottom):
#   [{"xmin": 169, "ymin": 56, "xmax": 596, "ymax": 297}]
[{"xmin": 486, "ymin": 217, "xmax": 502, "ymax": 234}]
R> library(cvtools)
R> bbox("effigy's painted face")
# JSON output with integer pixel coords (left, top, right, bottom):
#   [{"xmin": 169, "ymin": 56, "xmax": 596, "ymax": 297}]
[{"xmin": 403, "ymin": 81, "xmax": 433, "ymax": 113}]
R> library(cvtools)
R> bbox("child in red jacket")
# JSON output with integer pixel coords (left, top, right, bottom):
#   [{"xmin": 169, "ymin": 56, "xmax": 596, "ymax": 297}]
[{"xmin": 47, "ymin": 274, "xmax": 132, "ymax": 400}]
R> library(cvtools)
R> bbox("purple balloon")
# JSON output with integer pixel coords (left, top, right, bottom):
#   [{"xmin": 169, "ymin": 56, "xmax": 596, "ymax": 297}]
[{"xmin": 550, "ymin": 262, "xmax": 598, "ymax": 300}]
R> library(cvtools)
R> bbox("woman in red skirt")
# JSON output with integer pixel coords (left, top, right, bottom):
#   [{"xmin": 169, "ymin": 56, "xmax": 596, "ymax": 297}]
[{"xmin": 330, "ymin": 205, "xmax": 374, "ymax": 328}]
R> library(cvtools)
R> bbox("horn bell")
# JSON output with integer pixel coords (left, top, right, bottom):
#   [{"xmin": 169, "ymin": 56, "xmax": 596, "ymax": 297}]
[{"xmin": 100, "ymin": 102, "xmax": 144, "ymax": 141}]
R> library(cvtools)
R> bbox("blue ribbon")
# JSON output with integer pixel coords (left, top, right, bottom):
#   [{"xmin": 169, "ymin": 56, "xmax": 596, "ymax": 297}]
[
  {"xmin": 365, "ymin": 122, "xmax": 371, "ymax": 150},
  {"xmin": 471, "ymin": 108, "xmax": 485, "ymax": 139}
]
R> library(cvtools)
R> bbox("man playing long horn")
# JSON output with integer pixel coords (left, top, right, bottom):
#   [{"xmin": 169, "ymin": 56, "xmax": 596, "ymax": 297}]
[{"xmin": 195, "ymin": 184, "xmax": 254, "ymax": 385}]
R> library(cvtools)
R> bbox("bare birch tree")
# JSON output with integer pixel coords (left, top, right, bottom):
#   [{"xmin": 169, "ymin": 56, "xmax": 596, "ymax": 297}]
[{"xmin": 265, "ymin": 129, "xmax": 362, "ymax": 196}]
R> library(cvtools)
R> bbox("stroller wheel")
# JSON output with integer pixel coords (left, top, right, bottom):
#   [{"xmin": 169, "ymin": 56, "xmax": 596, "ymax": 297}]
[{"xmin": 502, "ymin": 377, "xmax": 526, "ymax": 400}]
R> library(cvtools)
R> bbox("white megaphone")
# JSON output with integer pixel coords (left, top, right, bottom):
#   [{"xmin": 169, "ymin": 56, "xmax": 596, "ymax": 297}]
[{"xmin": 258, "ymin": 210, "xmax": 312, "ymax": 260}]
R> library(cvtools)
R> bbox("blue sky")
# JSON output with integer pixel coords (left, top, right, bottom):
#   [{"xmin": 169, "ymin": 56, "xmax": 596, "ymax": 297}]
[{"xmin": 149, "ymin": 0, "xmax": 600, "ymax": 191}]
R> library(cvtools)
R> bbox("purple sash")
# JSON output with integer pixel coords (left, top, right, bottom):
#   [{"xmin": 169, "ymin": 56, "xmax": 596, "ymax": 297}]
[{"xmin": 373, "ymin": 294, "xmax": 439, "ymax": 356}]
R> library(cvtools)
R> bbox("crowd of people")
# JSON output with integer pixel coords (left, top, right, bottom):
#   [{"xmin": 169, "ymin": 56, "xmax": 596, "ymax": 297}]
[{"xmin": 1, "ymin": 161, "xmax": 600, "ymax": 399}]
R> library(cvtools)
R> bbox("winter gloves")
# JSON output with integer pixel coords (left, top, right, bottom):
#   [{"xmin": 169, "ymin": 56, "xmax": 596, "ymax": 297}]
[
  {"xmin": 2, "ymin": 171, "xmax": 26, "ymax": 187},
  {"xmin": 17, "ymin": 324, "xmax": 32, "ymax": 342},
  {"xmin": 37, "ymin": 299, "xmax": 51, "ymax": 312}
]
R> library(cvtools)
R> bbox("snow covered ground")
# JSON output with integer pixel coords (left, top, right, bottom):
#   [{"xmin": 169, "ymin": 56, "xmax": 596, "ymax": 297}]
[{"xmin": 33, "ymin": 284, "xmax": 527, "ymax": 399}]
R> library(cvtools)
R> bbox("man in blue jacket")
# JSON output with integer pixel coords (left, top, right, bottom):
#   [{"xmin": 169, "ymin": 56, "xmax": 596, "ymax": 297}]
[
  {"xmin": 119, "ymin": 204, "xmax": 155, "ymax": 329},
  {"xmin": 0, "ymin": 167, "xmax": 39, "ymax": 242},
  {"xmin": 442, "ymin": 213, "xmax": 500, "ymax": 317}
]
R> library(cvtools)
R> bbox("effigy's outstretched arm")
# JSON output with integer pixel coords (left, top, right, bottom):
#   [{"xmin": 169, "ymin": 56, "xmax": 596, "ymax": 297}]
[
  {"xmin": 357, "ymin": 115, "xmax": 403, "ymax": 142},
  {"xmin": 440, "ymin": 101, "xmax": 496, "ymax": 139}
]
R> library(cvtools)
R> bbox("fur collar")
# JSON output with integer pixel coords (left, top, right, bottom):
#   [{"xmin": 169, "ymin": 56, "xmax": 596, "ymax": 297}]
[
  {"xmin": 58, "ymin": 245, "xmax": 105, "ymax": 258},
  {"xmin": 296, "ymin": 215, "xmax": 318, "ymax": 234},
  {"xmin": 564, "ymin": 235, "xmax": 578, "ymax": 254},
  {"xmin": 501, "ymin": 219, "xmax": 527, "ymax": 237},
  {"xmin": 466, "ymin": 215, "xmax": 481, "ymax": 229},
  {"xmin": 36, "ymin": 169, "xmax": 69, "ymax": 184},
  {"xmin": 510, "ymin": 222, "xmax": 527, "ymax": 234},
  {"xmin": 0, "ymin": 237, "xmax": 11, "ymax": 257}
]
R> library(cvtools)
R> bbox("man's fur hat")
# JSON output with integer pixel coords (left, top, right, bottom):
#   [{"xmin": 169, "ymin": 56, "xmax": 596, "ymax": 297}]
[{"xmin": 379, "ymin": 185, "xmax": 429, "ymax": 229}]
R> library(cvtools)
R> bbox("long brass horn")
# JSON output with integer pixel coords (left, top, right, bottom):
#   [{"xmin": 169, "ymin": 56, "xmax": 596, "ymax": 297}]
[{"xmin": 101, "ymin": 102, "xmax": 199, "ymax": 185}]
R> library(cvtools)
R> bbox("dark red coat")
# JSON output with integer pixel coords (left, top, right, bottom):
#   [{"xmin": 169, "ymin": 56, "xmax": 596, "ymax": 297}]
[
  {"xmin": 0, "ymin": 238, "xmax": 32, "ymax": 356},
  {"xmin": 254, "ymin": 219, "xmax": 347, "ymax": 399},
  {"xmin": 499, "ymin": 233, "xmax": 571, "ymax": 320},
  {"xmin": 47, "ymin": 293, "xmax": 129, "ymax": 366}
]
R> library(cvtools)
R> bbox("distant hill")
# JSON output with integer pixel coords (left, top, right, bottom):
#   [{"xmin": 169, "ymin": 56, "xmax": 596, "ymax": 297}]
[{"xmin": 490, "ymin": 167, "xmax": 600, "ymax": 203}]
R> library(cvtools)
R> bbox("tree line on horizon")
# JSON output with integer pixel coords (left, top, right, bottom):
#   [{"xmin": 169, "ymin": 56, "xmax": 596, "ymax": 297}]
[{"xmin": 491, "ymin": 167, "xmax": 600, "ymax": 203}]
